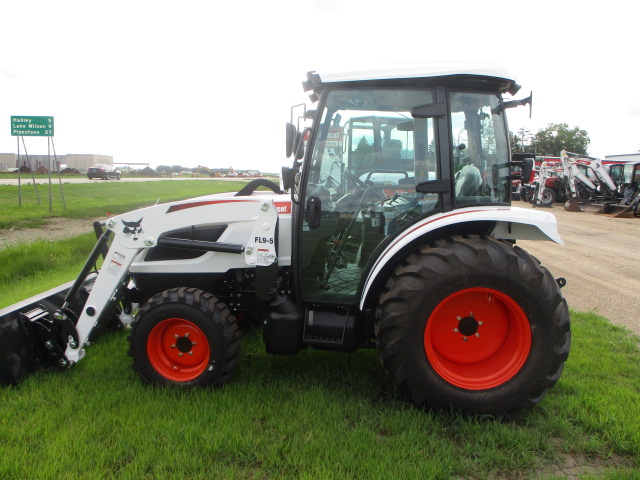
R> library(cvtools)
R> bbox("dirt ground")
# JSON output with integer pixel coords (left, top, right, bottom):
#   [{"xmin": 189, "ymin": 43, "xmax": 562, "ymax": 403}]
[
  {"xmin": 0, "ymin": 217, "xmax": 98, "ymax": 250},
  {"xmin": 516, "ymin": 201, "xmax": 640, "ymax": 336},
  {"xmin": 1, "ymin": 203, "xmax": 639, "ymax": 336}
]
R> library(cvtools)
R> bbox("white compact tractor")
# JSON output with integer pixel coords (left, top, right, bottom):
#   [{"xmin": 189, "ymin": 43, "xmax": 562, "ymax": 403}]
[{"xmin": 0, "ymin": 65, "xmax": 570, "ymax": 416}]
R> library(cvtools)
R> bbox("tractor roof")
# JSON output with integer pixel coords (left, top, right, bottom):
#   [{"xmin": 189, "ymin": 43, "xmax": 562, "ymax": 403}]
[{"xmin": 306, "ymin": 63, "xmax": 520, "ymax": 95}]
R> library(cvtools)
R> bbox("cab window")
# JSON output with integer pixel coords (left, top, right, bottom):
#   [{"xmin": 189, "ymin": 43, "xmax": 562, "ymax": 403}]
[{"xmin": 450, "ymin": 92, "xmax": 510, "ymax": 205}]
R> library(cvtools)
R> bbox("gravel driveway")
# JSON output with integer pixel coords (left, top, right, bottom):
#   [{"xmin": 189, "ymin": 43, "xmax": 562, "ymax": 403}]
[{"xmin": 516, "ymin": 201, "xmax": 640, "ymax": 336}]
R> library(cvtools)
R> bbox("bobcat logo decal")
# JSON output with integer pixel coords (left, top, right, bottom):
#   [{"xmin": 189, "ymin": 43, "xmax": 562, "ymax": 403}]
[{"xmin": 122, "ymin": 218, "xmax": 144, "ymax": 241}]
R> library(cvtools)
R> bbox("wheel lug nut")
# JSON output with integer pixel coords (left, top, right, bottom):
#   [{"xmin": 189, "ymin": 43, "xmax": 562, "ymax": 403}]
[
  {"xmin": 478, "ymin": 321, "xmax": 483, "ymax": 326},
  {"xmin": 475, "ymin": 333, "xmax": 480, "ymax": 338},
  {"xmin": 171, "ymin": 344, "xmax": 176, "ymax": 348},
  {"xmin": 178, "ymin": 353, "xmax": 183, "ymax": 357},
  {"xmin": 453, "ymin": 328, "xmax": 459, "ymax": 333},
  {"xmin": 189, "ymin": 352, "xmax": 193, "ymax": 356},
  {"xmin": 463, "ymin": 337, "xmax": 468, "ymax": 342}
]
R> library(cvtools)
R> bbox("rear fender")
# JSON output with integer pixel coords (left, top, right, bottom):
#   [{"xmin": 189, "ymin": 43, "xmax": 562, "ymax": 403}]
[{"xmin": 359, "ymin": 206, "xmax": 562, "ymax": 309}]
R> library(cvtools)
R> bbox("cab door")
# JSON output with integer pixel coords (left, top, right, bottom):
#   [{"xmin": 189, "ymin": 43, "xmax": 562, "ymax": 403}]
[{"xmin": 296, "ymin": 87, "xmax": 441, "ymax": 304}]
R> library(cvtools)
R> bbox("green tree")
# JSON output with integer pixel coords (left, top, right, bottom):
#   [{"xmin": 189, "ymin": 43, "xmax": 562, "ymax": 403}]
[
  {"xmin": 509, "ymin": 128, "xmax": 534, "ymax": 153},
  {"xmin": 355, "ymin": 136, "xmax": 374, "ymax": 155},
  {"xmin": 529, "ymin": 123, "xmax": 590, "ymax": 156}
]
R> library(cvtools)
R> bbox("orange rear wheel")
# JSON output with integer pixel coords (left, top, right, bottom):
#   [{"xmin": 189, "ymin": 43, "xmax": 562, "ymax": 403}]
[{"xmin": 424, "ymin": 288, "xmax": 531, "ymax": 390}]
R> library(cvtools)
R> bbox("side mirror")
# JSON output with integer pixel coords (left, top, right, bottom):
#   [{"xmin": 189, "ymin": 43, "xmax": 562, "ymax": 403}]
[
  {"xmin": 281, "ymin": 166, "xmax": 295, "ymax": 191},
  {"xmin": 285, "ymin": 123, "xmax": 297, "ymax": 158}
]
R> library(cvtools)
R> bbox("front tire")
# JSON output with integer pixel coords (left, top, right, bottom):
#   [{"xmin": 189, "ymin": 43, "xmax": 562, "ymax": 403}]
[
  {"xmin": 129, "ymin": 287, "xmax": 240, "ymax": 386},
  {"xmin": 540, "ymin": 187, "xmax": 556, "ymax": 207},
  {"xmin": 375, "ymin": 236, "xmax": 570, "ymax": 416}
]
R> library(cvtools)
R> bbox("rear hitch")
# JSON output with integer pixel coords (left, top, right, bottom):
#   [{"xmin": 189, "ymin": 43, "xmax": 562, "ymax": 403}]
[{"xmin": 556, "ymin": 277, "xmax": 567, "ymax": 289}]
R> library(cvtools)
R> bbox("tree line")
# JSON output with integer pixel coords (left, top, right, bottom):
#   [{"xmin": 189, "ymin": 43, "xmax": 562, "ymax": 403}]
[{"xmin": 509, "ymin": 123, "xmax": 590, "ymax": 156}]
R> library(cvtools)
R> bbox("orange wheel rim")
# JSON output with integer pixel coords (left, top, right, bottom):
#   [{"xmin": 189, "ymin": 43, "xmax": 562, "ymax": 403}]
[
  {"xmin": 424, "ymin": 288, "xmax": 531, "ymax": 390},
  {"xmin": 147, "ymin": 318, "xmax": 210, "ymax": 382}
]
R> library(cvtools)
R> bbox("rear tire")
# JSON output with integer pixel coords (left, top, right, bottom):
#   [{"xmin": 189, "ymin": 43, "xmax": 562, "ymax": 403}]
[
  {"xmin": 129, "ymin": 287, "xmax": 240, "ymax": 386},
  {"xmin": 375, "ymin": 235, "xmax": 570, "ymax": 417}
]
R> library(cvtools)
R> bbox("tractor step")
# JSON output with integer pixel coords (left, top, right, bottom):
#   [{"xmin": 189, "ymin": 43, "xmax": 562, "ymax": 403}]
[{"xmin": 303, "ymin": 310, "xmax": 358, "ymax": 351}]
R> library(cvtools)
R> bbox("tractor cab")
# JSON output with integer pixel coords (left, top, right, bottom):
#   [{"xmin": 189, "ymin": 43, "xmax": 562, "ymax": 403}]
[
  {"xmin": 285, "ymin": 66, "xmax": 524, "ymax": 305},
  {"xmin": 621, "ymin": 163, "xmax": 640, "ymax": 190}
]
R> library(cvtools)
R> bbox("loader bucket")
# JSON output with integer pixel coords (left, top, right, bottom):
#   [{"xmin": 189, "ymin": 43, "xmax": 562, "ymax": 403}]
[
  {"xmin": 592, "ymin": 204, "xmax": 610, "ymax": 215},
  {"xmin": 0, "ymin": 311, "xmax": 42, "ymax": 385},
  {"xmin": 613, "ymin": 206, "xmax": 635, "ymax": 218},
  {"xmin": 0, "ymin": 280, "xmax": 89, "ymax": 385},
  {"xmin": 564, "ymin": 198, "xmax": 583, "ymax": 212}
]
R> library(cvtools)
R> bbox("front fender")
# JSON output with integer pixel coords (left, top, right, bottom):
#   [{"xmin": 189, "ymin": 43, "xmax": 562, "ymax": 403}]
[{"xmin": 359, "ymin": 206, "xmax": 562, "ymax": 309}]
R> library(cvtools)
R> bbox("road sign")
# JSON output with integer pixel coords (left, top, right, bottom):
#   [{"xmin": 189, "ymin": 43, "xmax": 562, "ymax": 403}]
[{"xmin": 11, "ymin": 116, "xmax": 54, "ymax": 136}]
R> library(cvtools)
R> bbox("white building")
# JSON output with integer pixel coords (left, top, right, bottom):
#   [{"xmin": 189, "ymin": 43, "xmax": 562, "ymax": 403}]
[
  {"xmin": 605, "ymin": 153, "xmax": 640, "ymax": 163},
  {"xmin": 0, "ymin": 153, "xmax": 113, "ymax": 172}
]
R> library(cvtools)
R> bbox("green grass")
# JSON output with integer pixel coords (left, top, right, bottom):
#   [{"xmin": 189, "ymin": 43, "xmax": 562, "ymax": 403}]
[
  {"xmin": 0, "ymin": 234, "xmax": 97, "ymax": 308},
  {"xmin": 0, "ymin": 313, "xmax": 638, "ymax": 479},
  {"xmin": 0, "ymin": 180, "xmax": 247, "ymax": 229}
]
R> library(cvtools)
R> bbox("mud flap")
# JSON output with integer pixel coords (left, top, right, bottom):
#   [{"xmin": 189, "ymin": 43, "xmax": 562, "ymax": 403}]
[{"xmin": 564, "ymin": 198, "xmax": 582, "ymax": 212}]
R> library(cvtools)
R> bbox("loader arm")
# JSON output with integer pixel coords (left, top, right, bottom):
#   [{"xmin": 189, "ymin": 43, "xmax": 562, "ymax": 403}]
[
  {"xmin": 1, "ymin": 194, "xmax": 281, "ymax": 385},
  {"xmin": 562, "ymin": 150, "xmax": 618, "ymax": 196},
  {"xmin": 64, "ymin": 236, "xmax": 141, "ymax": 363},
  {"xmin": 65, "ymin": 196, "xmax": 280, "ymax": 364},
  {"xmin": 534, "ymin": 161, "xmax": 564, "ymax": 205}
]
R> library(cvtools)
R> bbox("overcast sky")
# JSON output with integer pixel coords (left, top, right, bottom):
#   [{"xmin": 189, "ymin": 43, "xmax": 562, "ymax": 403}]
[{"xmin": 2, "ymin": 0, "xmax": 638, "ymax": 172}]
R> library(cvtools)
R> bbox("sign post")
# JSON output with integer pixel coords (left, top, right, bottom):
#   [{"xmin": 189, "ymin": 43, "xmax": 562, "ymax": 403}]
[{"xmin": 10, "ymin": 116, "xmax": 64, "ymax": 211}]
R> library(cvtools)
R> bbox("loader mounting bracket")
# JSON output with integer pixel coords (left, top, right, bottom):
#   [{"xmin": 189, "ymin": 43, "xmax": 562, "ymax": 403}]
[
  {"xmin": 22, "ymin": 308, "xmax": 70, "ymax": 368},
  {"xmin": 52, "ymin": 309, "xmax": 79, "ymax": 349}
]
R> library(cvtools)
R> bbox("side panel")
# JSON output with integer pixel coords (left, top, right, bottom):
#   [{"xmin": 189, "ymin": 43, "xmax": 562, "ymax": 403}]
[{"xmin": 359, "ymin": 206, "xmax": 562, "ymax": 309}]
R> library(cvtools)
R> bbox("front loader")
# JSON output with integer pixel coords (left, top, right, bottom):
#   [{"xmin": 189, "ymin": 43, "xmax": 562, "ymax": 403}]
[{"xmin": 0, "ymin": 65, "xmax": 571, "ymax": 416}]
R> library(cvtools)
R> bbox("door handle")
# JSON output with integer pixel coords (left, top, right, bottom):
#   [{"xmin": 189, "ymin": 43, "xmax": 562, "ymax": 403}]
[{"xmin": 306, "ymin": 196, "xmax": 321, "ymax": 229}]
